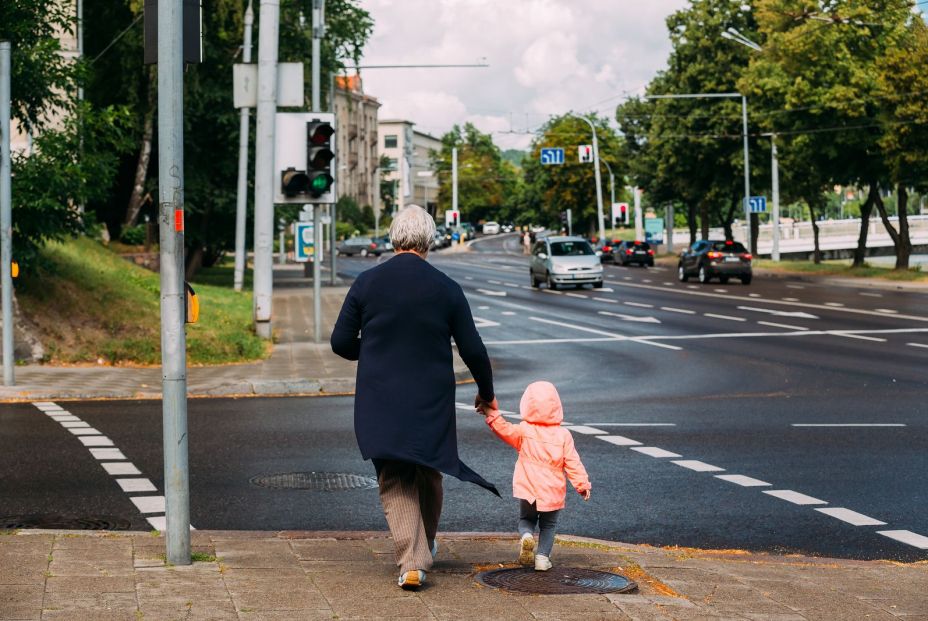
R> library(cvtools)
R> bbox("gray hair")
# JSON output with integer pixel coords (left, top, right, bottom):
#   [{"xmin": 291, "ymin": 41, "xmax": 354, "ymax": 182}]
[{"xmin": 389, "ymin": 205, "xmax": 436, "ymax": 254}]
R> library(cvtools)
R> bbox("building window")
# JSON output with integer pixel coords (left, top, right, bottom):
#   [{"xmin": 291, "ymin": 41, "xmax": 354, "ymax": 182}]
[
  {"xmin": 384, "ymin": 134, "xmax": 398, "ymax": 148},
  {"xmin": 386, "ymin": 158, "xmax": 398, "ymax": 171}
]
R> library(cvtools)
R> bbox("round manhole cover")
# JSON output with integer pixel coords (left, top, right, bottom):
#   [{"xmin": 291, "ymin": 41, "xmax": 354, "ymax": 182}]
[
  {"xmin": 249, "ymin": 472, "xmax": 378, "ymax": 491},
  {"xmin": 476, "ymin": 567, "xmax": 637, "ymax": 595},
  {"xmin": 0, "ymin": 515, "xmax": 132, "ymax": 530}
]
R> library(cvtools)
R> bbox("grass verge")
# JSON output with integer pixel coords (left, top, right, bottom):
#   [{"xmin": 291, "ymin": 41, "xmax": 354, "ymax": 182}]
[
  {"xmin": 17, "ymin": 237, "xmax": 269, "ymax": 365},
  {"xmin": 753, "ymin": 259, "xmax": 928, "ymax": 282}
]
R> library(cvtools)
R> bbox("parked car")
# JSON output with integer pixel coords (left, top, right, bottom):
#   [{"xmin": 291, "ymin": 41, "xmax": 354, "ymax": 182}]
[
  {"xmin": 461, "ymin": 223, "xmax": 476, "ymax": 239},
  {"xmin": 372, "ymin": 236, "xmax": 393, "ymax": 253},
  {"xmin": 615, "ymin": 240, "xmax": 655, "ymax": 267},
  {"xmin": 337, "ymin": 236, "xmax": 382, "ymax": 257},
  {"xmin": 593, "ymin": 239, "xmax": 623, "ymax": 263},
  {"xmin": 529, "ymin": 236, "xmax": 604, "ymax": 290},
  {"xmin": 678, "ymin": 239, "xmax": 752, "ymax": 284},
  {"xmin": 482, "ymin": 221, "xmax": 501, "ymax": 235},
  {"xmin": 501, "ymin": 223, "xmax": 515, "ymax": 233}
]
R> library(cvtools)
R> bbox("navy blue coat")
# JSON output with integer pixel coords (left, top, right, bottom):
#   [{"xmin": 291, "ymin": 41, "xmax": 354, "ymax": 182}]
[{"xmin": 330, "ymin": 253, "xmax": 499, "ymax": 495}]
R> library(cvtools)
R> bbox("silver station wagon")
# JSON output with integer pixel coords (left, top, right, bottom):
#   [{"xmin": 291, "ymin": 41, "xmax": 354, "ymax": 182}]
[{"xmin": 529, "ymin": 236, "xmax": 604, "ymax": 290}]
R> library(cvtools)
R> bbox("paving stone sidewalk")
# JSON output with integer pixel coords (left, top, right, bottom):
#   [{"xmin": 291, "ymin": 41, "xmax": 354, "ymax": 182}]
[
  {"xmin": 0, "ymin": 264, "xmax": 472, "ymax": 402},
  {"xmin": 1, "ymin": 530, "xmax": 924, "ymax": 620}
]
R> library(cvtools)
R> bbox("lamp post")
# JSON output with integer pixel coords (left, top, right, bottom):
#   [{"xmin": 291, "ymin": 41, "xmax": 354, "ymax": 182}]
[
  {"xmin": 575, "ymin": 115, "xmax": 606, "ymax": 243},
  {"xmin": 601, "ymin": 159, "xmax": 616, "ymax": 232}
]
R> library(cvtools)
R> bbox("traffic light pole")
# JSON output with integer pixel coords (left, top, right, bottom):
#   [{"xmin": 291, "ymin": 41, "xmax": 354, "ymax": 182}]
[
  {"xmin": 233, "ymin": 1, "xmax": 254, "ymax": 292},
  {"xmin": 0, "ymin": 42, "xmax": 13, "ymax": 387},
  {"xmin": 157, "ymin": 0, "xmax": 190, "ymax": 566},
  {"xmin": 576, "ymin": 115, "xmax": 605, "ymax": 243},
  {"xmin": 253, "ymin": 0, "xmax": 280, "ymax": 339}
]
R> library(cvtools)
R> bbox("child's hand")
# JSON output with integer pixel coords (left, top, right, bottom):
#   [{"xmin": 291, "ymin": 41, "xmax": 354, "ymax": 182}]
[{"xmin": 580, "ymin": 489, "xmax": 591, "ymax": 501}]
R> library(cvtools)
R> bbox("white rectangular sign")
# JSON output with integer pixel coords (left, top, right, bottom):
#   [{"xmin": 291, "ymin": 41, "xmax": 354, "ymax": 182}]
[{"xmin": 578, "ymin": 144, "xmax": 593, "ymax": 163}]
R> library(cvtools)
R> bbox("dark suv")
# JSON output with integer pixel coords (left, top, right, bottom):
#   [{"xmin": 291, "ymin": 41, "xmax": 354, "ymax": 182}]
[
  {"xmin": 615, "ymin": 241, "xmax": 655, "ymax": 267},
  {"xmin": 678, "ymin": 240, "xmax": 752, "ymax": 284}
]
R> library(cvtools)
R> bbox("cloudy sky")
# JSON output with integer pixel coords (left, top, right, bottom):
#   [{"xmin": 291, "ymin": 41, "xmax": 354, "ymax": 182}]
[{"xmin": 357, "ymin": 0, "xmax": 688, "ymax": 150}]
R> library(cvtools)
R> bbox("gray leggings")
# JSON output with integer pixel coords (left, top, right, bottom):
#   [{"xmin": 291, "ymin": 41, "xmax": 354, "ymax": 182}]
[{"xmin": 518, "ymin": 500, "xmax": 561, "ymax": 557}]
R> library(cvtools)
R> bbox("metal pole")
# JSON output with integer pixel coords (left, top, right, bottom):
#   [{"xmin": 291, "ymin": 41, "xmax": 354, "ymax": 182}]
[
  {"xmin": 0, "ymin": 42, "xmax": 14, "ymax": 386},
  {"xmin": 278, "ymin": 227, "xmax": 285, "ymax": 264},
  {"xmin": 157, "ymin": 0, "xmax": 190, "ymax": 565},
  {"xmin": 634, "ymin": 187, "xmax": 643, "ymax": 241},
  {"xmin": 742, "ymin": 95, "xmax": 752, "ymax": 253},
  {"xmin": 666, "ymin": 203, "xmax": 674, "ymax": 254},
  {"xmin": 233, "ymin": 1, "xmax": 254, "ymax": 292},
  {"xmin": 452, "ymin": 147, "xmax": 458, "ymax": 214},
  {"xmin": 329, "ymin": 203, "xmax": 336, "ymax": 284},
  {"xmin": 253, "ymin": 0, "xmax": 279, "ymax": 339},
  {"xmin": 771, "ymin": 133, "xmax": 780, "ymax": 261},
  {"xmin": 313, "ymin": 207, "xmax": 322, "ymax": 342},
  {"xmin": 311, "ymin": 0, "xmax": 322, "ymax": 111},
  {"xmin": 566, "ymin": 208, "xmax": 573, "ymax": 236},
  {"xmin": 586, "ymin": 118, "xmax": 606, "ymax": 243}
]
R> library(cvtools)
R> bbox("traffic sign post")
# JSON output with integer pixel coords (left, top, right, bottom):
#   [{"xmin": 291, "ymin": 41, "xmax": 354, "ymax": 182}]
[
  {"xmin": 748, "ymin": 196, "xmax": 767, "ymax": 214},
  {"xmin": 540, "ymin": 148, "xmax": 564, "ymax": 165}
]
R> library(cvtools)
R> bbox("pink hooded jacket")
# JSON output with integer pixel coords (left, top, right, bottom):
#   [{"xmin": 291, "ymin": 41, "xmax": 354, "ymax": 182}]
[{"xmin": 485, "ymin": 381, "xmax": 590, "ymax": 512}]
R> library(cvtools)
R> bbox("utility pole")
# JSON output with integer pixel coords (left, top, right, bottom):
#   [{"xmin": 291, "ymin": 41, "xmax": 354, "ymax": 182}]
[
  {"xmin": 253, "ymin": 0, "xmax": 280, "ymax": 339},
  {"xmin": 576, "ymin": 116, "xmax": 605, "ymax": 243},
  {"xmin": 311, "ymin": 0, "xmax": 325, "ymax": 339},
  {"xmin": 770, "ymin": 132, "xmax": 780, "ymax": 261},
  {"xmin": 666, "ymin": 204, "xmax": 674, "ymax": 254},
  {"xmin": 233, "ymin": 1, "xmax": 254, "ymax": 292},
  {"xmin": 741, "ymin": 95, "xmax": 753, "ymax": 254},
  {"xmin": 0, "ymin": 42, "xmax": 14, "ymax": 387},
  {"xmin": 634, "ymin": 187, "xmax": 643, "ymax": 241},
  {"xmin": 156, "ymin": 0, "xmax": 190, "ymax": 566},
  {"xmin": 452, "ymin": 147, "xmax": 458, "ymax": 214}
]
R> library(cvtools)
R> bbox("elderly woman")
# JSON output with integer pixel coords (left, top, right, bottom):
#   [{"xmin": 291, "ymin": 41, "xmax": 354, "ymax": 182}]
[{"xmin": 331, "ymin": 205, "xmax": 498, "ymax": 590}]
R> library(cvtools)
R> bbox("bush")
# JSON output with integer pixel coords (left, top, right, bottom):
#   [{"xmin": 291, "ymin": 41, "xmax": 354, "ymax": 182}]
[{"xmin": 120, "ymin": 224, "xmax": 147, "ymax": 246}]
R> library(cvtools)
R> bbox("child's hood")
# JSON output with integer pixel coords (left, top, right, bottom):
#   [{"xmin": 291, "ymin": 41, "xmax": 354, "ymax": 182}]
[{"xmin": 519, "ymin": 381, "xmax": 563, "ymax": 425}]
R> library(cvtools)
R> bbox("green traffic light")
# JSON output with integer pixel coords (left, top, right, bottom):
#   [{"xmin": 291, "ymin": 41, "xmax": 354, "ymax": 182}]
[{"xmin": 310, "ymin": 176, "xmax": 329, "ymax": 191}]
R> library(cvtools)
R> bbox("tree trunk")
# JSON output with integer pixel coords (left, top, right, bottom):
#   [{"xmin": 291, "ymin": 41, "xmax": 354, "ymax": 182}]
[
  {"xmin": 185, "ymin": 246, "xmax": 204, "ymax": 281},
  {"xmin": 852, "ymin": 183, "xmax": 877, "ymax": 268},
  {"xmin": 124, "ymin": 67, "xmax": 157, "ymax": 230},
  {"xmin": 806, "ymin": 197, "xmax": 822, "ymax": 264},
  {"xmin": 722, "ymin": 194, "xmax": 738, "ymax": 241},
  {"xmin": 873, "ymin": 188, "xmax": 909, "ymax": 270},
  {"xmin": 750, "ymin": 213, "xmax": 759, "ymax": 256},
  {"xmin": 687, "ymin": 203, "xmax": 697, "ymax": 245},
  {"xmin": 894, "ymin": 185, "xmax": 911, "ymax": 270},
  {"xmin": 699, "ymin": 199, "xmax": 709, "ymax": 240}
]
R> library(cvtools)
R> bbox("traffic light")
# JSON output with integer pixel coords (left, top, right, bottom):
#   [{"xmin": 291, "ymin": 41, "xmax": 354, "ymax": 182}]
[
  {"xmin": 560, "ymin": 210, "xmax": 568, "ymax": 224},
  {"xmin": 274, "ymin": 112, "xmax": 336, "ymax": 204},
  {"xmin": 306, "ymin": 119, "xmax": 335, "ymax": 200}
]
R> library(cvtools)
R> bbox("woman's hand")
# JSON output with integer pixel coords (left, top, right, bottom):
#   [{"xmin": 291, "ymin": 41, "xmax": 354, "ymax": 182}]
[{"xmin": 474, "ymin": 394, "xmax": 498, "ymax": 416}]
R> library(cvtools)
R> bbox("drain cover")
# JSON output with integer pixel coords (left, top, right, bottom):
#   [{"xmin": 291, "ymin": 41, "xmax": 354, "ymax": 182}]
[
  {"xmin": 249, "ymin": 472, "xmax": 378, "ymax": 491},
  {"xmin": 476, "ymin": 567, "xmax": 637, "ymax": 595},
  {"xmin": 0, "ymin": 515, "xmax": 132, "ymax": 530}
]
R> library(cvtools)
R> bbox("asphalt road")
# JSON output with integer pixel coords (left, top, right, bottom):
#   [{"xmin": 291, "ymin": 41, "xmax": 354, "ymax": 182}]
[{"xmin": 2, "ymin": 233, "xmax": 926, "ymax": 561}]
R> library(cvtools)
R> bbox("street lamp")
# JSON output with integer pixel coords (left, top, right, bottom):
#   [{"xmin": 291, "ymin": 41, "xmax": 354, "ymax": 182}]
[
  {"xmin": 601, "ymin": 159, "xmax": 616, "ymax": 228},
  {"xmin": 574, "ymin": 115, "xmax": 606, "ymax": 243}
]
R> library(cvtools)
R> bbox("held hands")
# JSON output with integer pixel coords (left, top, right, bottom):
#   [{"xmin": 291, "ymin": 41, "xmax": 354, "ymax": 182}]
[
  {"xmin": 580, "ymin": 489, "xmax": 591, "ymax": 502},
  {"xmin": 474, "ymin": 394, "xmax": 499, "ymax": 417}
]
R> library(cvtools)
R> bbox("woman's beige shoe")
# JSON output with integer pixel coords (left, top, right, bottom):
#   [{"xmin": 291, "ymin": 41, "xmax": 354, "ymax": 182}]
[{"xmin": 519, "ymin": 533, "xmax": 536, "ymax": 566}]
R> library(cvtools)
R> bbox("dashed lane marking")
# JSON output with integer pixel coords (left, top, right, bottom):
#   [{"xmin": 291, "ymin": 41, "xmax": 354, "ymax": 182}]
[
  {"xmin": 758, "ymin": 321, "xmax": 809, "ymax": 331},
  {"xmin": 566, "ymin": 292, "xmax": 588, "ymax": 299},
  {"xmin": 829, "ymin": 332, "xmax": 887, "ymax": 343},
  {"xmin": 642, "ymin": 279, "xmax": 652, "ymax": 283},
  {"xmin": 630, "ymin": 446, "xmax": 681, "ymax": 458},
  {"xmin": 876, "ymin": 308, "xmax": 899, "ymax": 314},
  {"xmin": 815, "ymin": 508, "xmax": 886, "ymax": 526},
  {"xmin": 704, "ymin": 313, "xmax": 746, "ymax": 322},
  {"xmin": 465, "ymin": 276, "xmax": 474, "ymax": 280},
  {"xmin": 748, "ymin": 293, "xmax": 761, "ymax": 298},
  {"xmin": 503, "ymin": 282, "xmax": 521, "ymax": 288},
  {"xmin": 624, "ymin": 301, "xmax": 653, "ymax": 308},
  {"xmin": 477, "ymin": 305, "xmax": 490, "ymax": 310},
  {"xmin": 623, "ymin": 276, "xmax": 632, "ymax": 281},
  {"xmin": 715, "ymin": 474, "xmax": 771, "ymax": 487},
  {"xmin": 662, "ymin": 282, "xmax": 674, "ymax": 286},
  {"xmin": 541, "ymin": 289, "xmax": 563, "ymax": 295},
  {"xmin": 592, "ymin": 297, "xmax": 618, "ymax": 303},
  {"xmin": 598, "ymin": 311, "xmax": 661, "ymax": 324},
  {"xmin": 597, "ymin": 435, "xmax": 643, "ymax": 447},
  {"xmin": 488, "ymin": 280, "xmax": 501, "ymax": 285},
  {"xmin": 661, "ymin": 307, "xmax": 696, "ymax": 315},
  {"xmin": 528, "ymin": 316, "xmax": 682, "ymax": 351},
  {"xmin": 877, "ymin": 530, "xmax": 928, "ymax": 550},
  {"xmin": 825, "ymin": 302, "xmax": 845, "ymax": 307},
  {"xmin": 786, "ymin": 285, "xmax": 805, "ymax": 289},
  {"xmin": 585, "ymin": 423, "xmax": 676, "ymax": 427},
  {"xmin": 687, "ymin": 285, "xmax": 698, "ymax": 289},
  {"xmin": 791, "ymin": 423, "xmax": 905, "ymax": 427},
  {"xmin": 476, "ymin": 288, "xmax": 507, "ymax": 297},
  {"xmin": 714, "ymin": 288, "xmax": 727, "ymax": 293},
  {"xmin": 763, "ymin": 490, "xmax": 827, "ymax": 505},
  {"xmin": 672, "ymin": 460, "xmax": 725, "ymax": 472},
  {"xmin": 563, "ymin": 425, "xmax": 607, "ymax": 435},
  {"xmin": 600, "ymin": 287, "xmax": 614, "ymax": 292},
  {"xmin": 501, "ymin": 311, "xmax": 517, "ymax": 316},
  {"xmin": 782, "ymin": 297, "xmax": 799, "ymax": 302},
  {"xmin": 859, "ymin": 292, "xmax": 882, "ymax": 297},
  {"xmin": 907, "ymin": 342, "xmax": 928, "ymax": 349}
]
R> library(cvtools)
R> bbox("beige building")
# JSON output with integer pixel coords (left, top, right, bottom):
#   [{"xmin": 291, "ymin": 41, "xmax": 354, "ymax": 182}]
[
  {"xmin": 377, "ymin": 120, "xmax": 442, "ymax": 218},
  {"xmin": 333, "ymin": 75, "xmax": 380, "ymax": 210}
]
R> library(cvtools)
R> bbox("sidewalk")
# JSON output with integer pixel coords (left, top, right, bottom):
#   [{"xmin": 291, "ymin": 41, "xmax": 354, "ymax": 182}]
[
  {"xmin": 1, "ymin": 530, "xmax": 924, "ymax": 620},
  {"xmin": 0, "ymin": 265, "xmax": 472, "ymax": 402}
]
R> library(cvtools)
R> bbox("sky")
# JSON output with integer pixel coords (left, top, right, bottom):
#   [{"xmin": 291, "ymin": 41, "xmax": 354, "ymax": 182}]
[{"xmin": 357, "ymin": 0, "xmax": 689, "ymax": 150}]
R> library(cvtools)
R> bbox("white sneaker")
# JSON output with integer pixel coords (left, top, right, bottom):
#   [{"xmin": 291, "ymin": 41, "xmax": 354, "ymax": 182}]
[
  {"xmin": 398, "ymin": 570, "xmax": 426, "ymax": 589},
  {"xmin": 519, "ymin": 533, "xmax": 536, "ymax": 566},
  {"xmin": 534, "ymin": 554, "xmax": 552, "ymax": 571},
  {"xmin": 430, "ymin": 539, "xmax": 439, "ymax": 559}
]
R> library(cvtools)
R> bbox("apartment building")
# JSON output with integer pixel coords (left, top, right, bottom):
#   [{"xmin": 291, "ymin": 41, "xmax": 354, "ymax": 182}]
[
  {"xmin": 333, "ymin": 74, "xmax": 381, "ymax": 210},
  {"xmin": 377, "ymin": 120, "xmax": 442, "ymax": 219}
]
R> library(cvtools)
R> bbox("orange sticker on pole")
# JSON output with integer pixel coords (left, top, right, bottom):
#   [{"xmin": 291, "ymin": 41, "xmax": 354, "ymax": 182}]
[{"xmin": 174, "ymin": 209, "xmax": 184, "ymax": 232}]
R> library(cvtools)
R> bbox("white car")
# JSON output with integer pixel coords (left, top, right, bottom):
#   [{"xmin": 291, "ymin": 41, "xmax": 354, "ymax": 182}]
[
  {"xmin": 482, "ymin": 221, "xmax": 501, "ymax": 235},
  {"xmin": 529, "ymin": 236, "xmax": 604, "ymax": 290}
]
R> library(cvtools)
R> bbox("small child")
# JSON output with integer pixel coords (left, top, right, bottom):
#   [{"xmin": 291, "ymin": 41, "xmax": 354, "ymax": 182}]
[{"xmin": 479, "ymin": 381, "xmax": 590, "ymax": 571}]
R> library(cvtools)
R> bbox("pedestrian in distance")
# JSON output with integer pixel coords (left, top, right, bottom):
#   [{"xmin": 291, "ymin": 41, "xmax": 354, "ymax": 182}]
[
  {"xmin": 523, "ymin": 231, "xmax": 532, "ymax": 254},
  {"xmin": 331, "ymin": 205, "xmax": 499, "ymax": 590},
  {"xmin": 476, "ymin": 381, "xmax": 590, "ymax": 571}
]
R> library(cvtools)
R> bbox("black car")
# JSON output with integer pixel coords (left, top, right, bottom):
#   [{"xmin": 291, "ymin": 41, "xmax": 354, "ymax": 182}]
[
  {"xmin": 678, "ymin": 240, "xmax": 752, "ymax": 284},
  {"xmin": 593, "ymin": 239, "xmax": 622, "ymax": 263},
  {"xmin": 615, "ymin": 240, "xmax": 654, "ymax": 267}
]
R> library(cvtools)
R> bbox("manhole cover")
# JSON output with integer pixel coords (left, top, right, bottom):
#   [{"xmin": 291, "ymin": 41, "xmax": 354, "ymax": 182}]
[
  {"xmin": 0, "ymin": 515, "xmax": 132, "ymax": 530},
  {"xmin": 249, "ymin": 472, "xmax": 378, "ymax": 491},
  {"xmin": 476, "ymin": 567, "xmax": 637, "ymax": 595}
]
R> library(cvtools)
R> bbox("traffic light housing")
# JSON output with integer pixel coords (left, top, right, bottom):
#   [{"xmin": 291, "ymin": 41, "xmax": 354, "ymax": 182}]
[{"xmin": 275, "ymin": 112, "xmax": 336, "ymax": 204}]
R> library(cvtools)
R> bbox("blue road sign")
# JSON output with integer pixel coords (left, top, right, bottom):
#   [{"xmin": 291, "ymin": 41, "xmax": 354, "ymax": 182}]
[
  {"xmin": 748, "ymin": 196, "xmax": 767, "ymax": 213},
  {"xmin": 295, "ymin": 222, "xmax": 314, "ymax": 262},
  {"xmin": 540, "ymin": 148, "xmax": 565, "ymax": 165}
]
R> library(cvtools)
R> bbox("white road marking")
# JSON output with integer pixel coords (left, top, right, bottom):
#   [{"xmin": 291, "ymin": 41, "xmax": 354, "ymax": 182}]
[
  {"xmin": 630, "ymin": 446, "xmax": 681, "ymax": 458},
  {"xmin": 69, "ymin": 427, "xmax": 101, "ymax": 436},
  {"xmin": 472, "ymin": 317, "xmax": 501, "ymax": 328},
  {"xmin": 477, "ymin": 288, "xmax": 507, "ymax": 297},
  {"xmin": 465, "ymin": 276, "xmax": 474, "ymax": 280},
  {"xmin": 786, "ymin": 285, "xmax": 805, "ymax": 289},
  {"xmin": 634, "ymin": 327, "xmax": 928, "ymax": 345},
  {"xmin": 763, "ymin": 490, "xmax": 827, "ymax": 505},
  {"xmin": 791, "ymin": 423, "xmax": 905, "ymax": 427},
  {"xmin": 592, "ymin": 297, "xmax": 618, "ymax": 304},
  {"xmin": 527, "ymin": 316, "xmax": 681, "ymax": 351},
  {"xmin": 815, "ymin": 508, "xmax": 886, "ymax": 526},
  {"xmin": 520, "ymin": 285, "xmax": 532, "ymax": 290},
  {"xmin": 598, "ymin": 311, "xmax": 660, "ymax": 324},
  {"xmin": 672, "ymin": 460, "xmax": 725, "ymax": 472},
  {"xmin": 116, "ymin": 478, "xmax": 158, "ymax": 493},
  {"xmin": 704, "ymin": 313, "xmax": 746, "ymax": 322},
  {"xmin": 782, "ymin": 297, "xmax": 799, "ymax": 302},
  {"xmin": 585, "ymin": 423, "xmax": 676, "ymax": 427},
  {"xmin": 624, "ymin": 301, "xmax": 653, "ymax": 308},
  {"xmin": 623, "ymin": 276, "xmax": 632, "ymax": 281},
  {"xmin": 600, "ymin": 288, "xmax": 614, "ymax": 292},
  {"xmin": 542, "ymin": 289, "xmax": 563, "ymax": 295},
  {"xmin": 130, "ymin": 496, "xmax": 166, "ymax": 514},
  {"xmin": 477, "ymin": 305, "xmax": 490, "ymax": 310},
  {"xmin": 597, "ymin": 435, "xmax": 643, "ymax": 447},
  {"xmin": 715, "ymin": 474, "xmax": 771, "ymax": 487},
  {"xmin": 714, "ymin": 288, "xmax": 727, "ymax": 293},
  {"xmin": 59, "ymin": 421, "xmax": 90, "ymax": 428},
  {"xmin": 79, "ymin": 436, "xmax": 114, "ymax": 447},
  {"xmin": 566, "ymin": 292, "xmax": 588, "ymax": 299},
  {"xmin": 563, "ymin": 425, "xmax": 607, "ymax": 435},
  {"xmin": 488, "ymin": 280, "xmax": 501, "ymax": 285},
  {"xmin": 89, "ymin": 448, "xmax": 127, "ymax": 460},
  {"xmin": 876, "ymin": 530, "xmax": 928, "ymax": 550},
  {"xmin": 146, "ymin": 516, "xmax": 167, "ymax": 531},
  {"xmin": 101, "ymin": 462, "xmax": 141, "ymax": 476},
  {"xmin": 501, "ymin": 311, "xmax": 517, "ymax": 316},
  {"xmin": 663, "ymin": 282, "xmax": 674, "ymax": 286},
  {"xmin": 748, "ymin": 293, "xmax": 762, "ymax": 298},
  {"xmin": 49, "ymin": 415, "xmax": 80, "ymax": 422},
  {"xmin": 737, "ymin": 306, "xmax": 818, "ymax": 319},
  {"xmin": 638, "ymin": 340, "xmax": 684, "ymax": 351},
  {"xmin": 32, "ymin": 401, "xmax": 59, "ymax": 408},
  {"xmin": 825, "ymin": 302, "xmax": 845, "ymax": 307},
  {"xmin": 484, "ymin": 337, "xmax": 621, "ymax": 345},
  {"xmin": 907, "ymin": 342, "xmax": 928, "ymax": 349},
  {"xmin": 661, "ymin": 307, "xmax": 696, "ymax": 315},
  {"xmin": 859, "ymin": 292, "xmax": 882, "ymax": 298},
  {"xmin": 829, "ymin": 332, "xmax": 887, "ymax": 342},
  {"xmin": 876, "ymin": 308, "xmax": 899, "ymax": 314},
  {"xmin": 758, "ymin": 321, "xmax": 809, "ymax": 331},
  {"xmin": 503, "ymin": 282, "xmax": 521, "ymax": 288},
  {"xmin": 643, "ymin": 279, "xmax": 652, "ymax": 283},
  {"xmin": 687, "ymin": 285, "xmax": 698, "ymax": 289}
]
